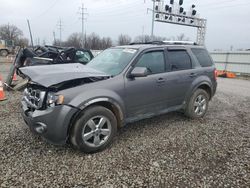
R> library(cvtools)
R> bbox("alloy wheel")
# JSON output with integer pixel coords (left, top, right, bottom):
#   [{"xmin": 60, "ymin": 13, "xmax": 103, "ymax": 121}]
[
  {"xmin": 193, "ymin": 94, "xmax": 207, "ymax": 116},
  {"xmin": 82, "ymin": 115, "xmax": 112, "ymax": 148}
]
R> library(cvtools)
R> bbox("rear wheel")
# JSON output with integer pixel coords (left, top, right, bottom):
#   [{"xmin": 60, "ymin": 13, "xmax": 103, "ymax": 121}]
[
  {"xmin": 185, "ymin": 89, "xmax": 209, "ymax": 118},
  {"xmin": 0, "ymin": 50, "xmax": 8, "ymax": 57},
  {"xmin": 70, "ymin": 105, "xmax": 117, "ymax": 153}
]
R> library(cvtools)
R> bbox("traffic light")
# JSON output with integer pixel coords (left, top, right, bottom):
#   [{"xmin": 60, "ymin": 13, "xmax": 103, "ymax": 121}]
[
  {"xmin": 165, "ymin": 5, "xmax": 169, "ymax": 11},
  {"xmin": 169, "ymin": 7, "xmax": 172, "ymax": 13},
  {"xmin": 192, "ymin": 10, "xmax": 197, "ymax": 16},
  {"xmin": 179, "ymin": 7, "xmax": 184, "ymax": 13}
]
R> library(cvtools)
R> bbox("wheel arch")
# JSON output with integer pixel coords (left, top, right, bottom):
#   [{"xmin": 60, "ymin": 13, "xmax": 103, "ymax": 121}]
[
  {"xmin": 184, "ymin": 80, "xmax": 213, "ymax": 108},
  {"xmin": 196, "ymin": 83, "xmax": 212, "ymax": 99},
  {"xmin": 80, "ymin": 98, "xmax": 124, "ymax": 128},
  {"xmin": 67, "ymin": 97, "xmax": 124, "ymax": 141},
  {"xmin": 0, "ymin": 48, "xmax": 9, "ymax": 55}
]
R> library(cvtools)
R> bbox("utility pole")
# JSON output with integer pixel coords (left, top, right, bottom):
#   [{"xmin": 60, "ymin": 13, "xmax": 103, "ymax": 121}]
[
  {"xmin": 27, "ymin": 19, "xmax": 34, "ymax": 49},
  {"xmin": 57, "ymin": 19, "xmax": 63, "ymax": 46},
  {"xmin": 53, "ymin": 31, "xmax": 56, "ymax": 45},
  {"xmin": 147, "ymin": 0, "xmax": 155, "ymax": 38},
  {"xmin": 151, "ymin": 0, "xmax": 155, "ymax": 38},
  {"xmin": 79, "ymin": 3, "xmax": 88, "ymax": 48}
]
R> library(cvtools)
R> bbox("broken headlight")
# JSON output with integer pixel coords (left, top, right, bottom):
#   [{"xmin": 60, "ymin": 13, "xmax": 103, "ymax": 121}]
[{"xmin": 47, "ymin": 92, "xmax": 64, "ymax": 107}]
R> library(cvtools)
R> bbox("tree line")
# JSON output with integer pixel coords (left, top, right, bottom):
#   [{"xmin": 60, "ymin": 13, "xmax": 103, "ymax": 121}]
[
  {"xmin": 0, "ymin": 24, "xmax": 29, "ymax": 47},
  {"xmin": 56, "ymin": 32, "xmax": 188, "ymax": 50},
  {"xmin": 0, "ymin": 24, "xmax": 189, "ymax": 50}
]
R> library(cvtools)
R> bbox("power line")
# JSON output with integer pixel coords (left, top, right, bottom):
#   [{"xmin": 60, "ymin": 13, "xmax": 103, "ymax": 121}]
[
  {"xmin": 78, "ymin": 3, "xmax": 88, "ymax": 48},
  {"xmin": 198, "ymin": 0, "xmax": 245, "ymax": 7},
  {"xmin": 88, "ymin": 1, "xmax": 145, "ymax": 15},
  {"xmin": 88, "ymin": 7, "xmax": 146, "ymax": 19},
  {"xmin": 34, "ymin": 0, "xmax": 60, "ymax": 19},
  {"xmin": 201, "ymin": 2, "xmax": 250, "ymax": 10}
]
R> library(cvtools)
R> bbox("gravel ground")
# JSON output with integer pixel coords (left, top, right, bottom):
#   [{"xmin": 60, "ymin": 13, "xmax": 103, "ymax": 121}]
[{"xmin": 0, "ymin": 76, "xmax": 250, "ymax": 187}]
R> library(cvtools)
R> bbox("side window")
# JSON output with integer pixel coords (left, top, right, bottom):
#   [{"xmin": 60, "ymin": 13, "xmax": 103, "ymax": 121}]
[
  {"xmin": 167, "ymin": 50, "xmax": 192, "ymax": 71},
  {"xmin": 135, "ymin": 51, "xmax": 165, "ymax": 74},
  {"xmin": 191, "ymin": 48, "xmax": 213, "ymax": 67}
]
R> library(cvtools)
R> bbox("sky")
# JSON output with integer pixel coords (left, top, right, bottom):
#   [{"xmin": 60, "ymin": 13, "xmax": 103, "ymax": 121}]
[{"xmin": 0, "ymin": 0, "xmax": 250, "ymax": 50}]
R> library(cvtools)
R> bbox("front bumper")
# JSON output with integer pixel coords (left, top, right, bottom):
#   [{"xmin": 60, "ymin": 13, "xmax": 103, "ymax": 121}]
[{"xmin": 21, "ymin": 100, "xmax": 78, "ymax": 145}]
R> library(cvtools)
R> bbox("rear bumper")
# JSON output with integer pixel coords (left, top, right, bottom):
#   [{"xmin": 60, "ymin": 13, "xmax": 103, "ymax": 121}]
[{"xmin": 21, "ymin": 100, "xmax": 78, "ymax": 145}]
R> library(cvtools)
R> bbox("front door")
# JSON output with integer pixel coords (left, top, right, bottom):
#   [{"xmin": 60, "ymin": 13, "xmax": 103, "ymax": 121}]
[{"xmin": 124, "ymin": 50, "xmax": 167, "ymax": 118}]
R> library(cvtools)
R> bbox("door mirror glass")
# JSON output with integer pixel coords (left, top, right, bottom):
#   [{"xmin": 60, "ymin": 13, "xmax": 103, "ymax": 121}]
[
  {"xmin": 75, "ymin": 50, "xmax": 92, "ymax": 64},
  {"xmin": 130, "ymin": 67, "xmax": 148, "ymax": 77}
]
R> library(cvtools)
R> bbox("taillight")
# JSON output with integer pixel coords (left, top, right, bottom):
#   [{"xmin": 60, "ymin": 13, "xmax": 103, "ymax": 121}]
[{"xmin": 214, "ymin": 69, "xmax": 217, "ymax": 80}]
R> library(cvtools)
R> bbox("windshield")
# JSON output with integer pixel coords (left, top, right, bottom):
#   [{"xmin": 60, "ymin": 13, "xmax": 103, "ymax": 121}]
[{"xmin": 86, "ymin": 48, "xmax": 137, "ymax": 76}]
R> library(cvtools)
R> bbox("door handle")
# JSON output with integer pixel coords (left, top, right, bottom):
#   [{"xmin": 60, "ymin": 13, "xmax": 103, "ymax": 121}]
[
  {"xmin": 156, "ymin": 78, "xmax": 165, "ymax": 83},
  {"xmin": 189, "ymin": 73, "xmax": 197, "ymax": 78}
]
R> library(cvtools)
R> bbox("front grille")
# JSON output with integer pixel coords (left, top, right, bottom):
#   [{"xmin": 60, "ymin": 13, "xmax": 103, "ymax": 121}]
[{"xmin": 23, "ymin": 87, "xmax": 46, "ymax": 110}]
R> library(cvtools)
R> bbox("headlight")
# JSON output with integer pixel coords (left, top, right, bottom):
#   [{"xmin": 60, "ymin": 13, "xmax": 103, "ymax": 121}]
[{"xmin": 47, "ymin": 92, "xmax": 64, "ymax": 107}]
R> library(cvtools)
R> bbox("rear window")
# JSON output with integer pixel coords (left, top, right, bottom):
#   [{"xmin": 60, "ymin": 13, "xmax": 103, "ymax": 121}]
[
  {"xmin": 167, "ymin": 50, "xmax": 192, "ymax": 71},
  {"xmin": 191, "ymin": 48, "xmax": 213, "ymax": 67}
]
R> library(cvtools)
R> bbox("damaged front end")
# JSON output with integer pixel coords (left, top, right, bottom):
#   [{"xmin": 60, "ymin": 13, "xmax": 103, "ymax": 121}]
[
  {"xmin": 20, "ymin": 63, "xmax": 111, "ymax": 144},
  {"xmin": 21, "ymin": 63, "xmax": 110, "ymax": 111}
]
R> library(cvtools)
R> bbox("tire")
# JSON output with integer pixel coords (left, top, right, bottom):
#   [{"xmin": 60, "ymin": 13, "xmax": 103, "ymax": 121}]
[
  {"xmin": 0, "ymin": 50, "xmax": 8, "ymax": 57},
  {"xmin": 185, "ymin": 89, "xmax": 209, "ymax": 118},
  {"xmin": 70, "ymin": 105, "xmax": 117, "ymax": 153}
]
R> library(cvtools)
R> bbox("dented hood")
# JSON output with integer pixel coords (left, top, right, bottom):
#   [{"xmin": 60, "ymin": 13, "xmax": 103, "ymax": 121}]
[{"xmin": 19, "ymin": 63, "xmax": 110, "ymax": 87}]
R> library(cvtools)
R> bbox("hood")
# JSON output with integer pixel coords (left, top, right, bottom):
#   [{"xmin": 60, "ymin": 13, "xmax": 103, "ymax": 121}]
[{"xmin": 19, "ymin": 63, "xmax": 110, "ymax": 87}]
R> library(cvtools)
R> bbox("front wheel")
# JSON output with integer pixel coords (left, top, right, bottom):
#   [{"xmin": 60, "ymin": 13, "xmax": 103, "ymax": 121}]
[
  {"xmin": 70, "ymin": 105, "xmax": 117, "ymax": 153},
  {"xmin": 185, "ymin": 89, "xmax": 209, "ymax": 118}
]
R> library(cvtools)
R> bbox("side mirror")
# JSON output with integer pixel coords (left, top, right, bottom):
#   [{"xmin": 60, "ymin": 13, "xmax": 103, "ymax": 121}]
[{"xmin": 130, "ymin": 67, "xmax": 148, "ymax": 78}]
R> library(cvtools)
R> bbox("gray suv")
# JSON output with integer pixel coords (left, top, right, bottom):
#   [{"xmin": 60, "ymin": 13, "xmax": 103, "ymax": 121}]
[{"xmin": 20, "ymin": 41, "xmax": 217, "ymax": 153}]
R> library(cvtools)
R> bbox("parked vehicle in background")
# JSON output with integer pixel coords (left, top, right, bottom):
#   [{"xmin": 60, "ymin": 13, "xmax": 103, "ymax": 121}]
[
  {"xmin": 20, "ymin": 41, "xmax": 217, "ymax": 153},
  {"xmin": 0, "ymin": 39, "xmax": 15, "ymax": 56},
  {"xmin": 5, "ymin": 45, "xmax": 94, "ymax": 88}
]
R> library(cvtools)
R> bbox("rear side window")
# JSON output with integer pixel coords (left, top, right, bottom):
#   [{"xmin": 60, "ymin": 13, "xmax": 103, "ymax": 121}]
[
  {"xmin": 191, "ymin": 48, "xmax": 213, "ymax": 67},
  {"xmin": 167, "ymin": 50, "xmax": 192, "ymax": 71}
]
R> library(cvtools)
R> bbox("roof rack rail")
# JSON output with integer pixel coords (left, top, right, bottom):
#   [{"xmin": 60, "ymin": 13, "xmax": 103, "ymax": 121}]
[
  {"xmin": 129, "ymin": 40, "xmax": 198, "ymax": 46},
  {"xmin": 129, "ymin": 41, "xmax": 165, "ymax": 45},
  {"xmin": 163, "ymin": 41, "xmax": 197, "ymax": 45}
]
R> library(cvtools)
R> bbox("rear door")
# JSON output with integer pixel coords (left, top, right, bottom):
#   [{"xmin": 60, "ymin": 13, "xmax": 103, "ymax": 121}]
[{"xmin": 161, "ymin": 48, "xmax": 197, "ymax": 107}]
